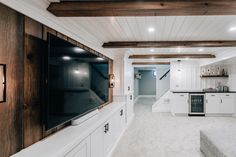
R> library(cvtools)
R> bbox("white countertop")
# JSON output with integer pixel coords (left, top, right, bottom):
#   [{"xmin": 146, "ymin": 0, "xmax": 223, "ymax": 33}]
[{"xmin": 12, "ymin": 102, "xmax": 125, "ymax": 157}]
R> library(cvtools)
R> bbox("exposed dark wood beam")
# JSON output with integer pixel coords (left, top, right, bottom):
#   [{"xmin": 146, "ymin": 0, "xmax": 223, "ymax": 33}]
[
  {"xmin": 129, "ymin": 54, "xmax": 216, "ymax": 59},
  {"xmin": 132, "ymin": 62, "xmax": 170, "ymax": 65},
  {"xmin": 103, "ymin": 41, "xmax": 236, "ymax": 48},
  {"xmin": 48, "ymin": 1, "xmax": 236, "ymax": 17}
]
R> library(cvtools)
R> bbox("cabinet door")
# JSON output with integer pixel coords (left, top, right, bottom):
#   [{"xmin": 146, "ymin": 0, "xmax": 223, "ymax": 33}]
[
  {"xmin": 173, "ymin": 93, "xmax": 189, "ymax": 114},
  {"xmin": 91, "ymin": 124, "xmax": 106, "ymax": 157},
  {"xmin": 206, "ymin": 93, "xmax": 220, "ymax": 114},
  {"xmin": 103, "ymin": 120, "xmax": 113, "ymax": 156},
  {"xmin": 65, "ymin": 136, "xmax": 90, "ymax": 157},
  {"xmin": 112, "ymin": 107, "xmax": 126, "ymax": 142},
  {"xmin": 220, "ymin": 94, "xmax": 235, "ymax": 114},
  {"xmin": 126, "ymin": 93, "xmax": 134, "ymax": 123}
]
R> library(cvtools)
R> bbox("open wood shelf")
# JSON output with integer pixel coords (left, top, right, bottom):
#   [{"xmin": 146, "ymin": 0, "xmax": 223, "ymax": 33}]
[{"xmin": 201, "ymin": 75, "xmax": 229, "ymax": 78}]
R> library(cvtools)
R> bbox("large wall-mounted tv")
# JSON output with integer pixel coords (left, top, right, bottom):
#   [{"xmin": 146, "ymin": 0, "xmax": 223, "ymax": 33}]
[{"xmin": 44, "ymin": 33, "xmax": 109, "ymax": 130}]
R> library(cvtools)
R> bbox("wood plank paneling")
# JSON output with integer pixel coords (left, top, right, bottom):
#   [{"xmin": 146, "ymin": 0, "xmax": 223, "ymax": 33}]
[
  {"xmin": 129, "ymin": 54, "xmax": 216, "ymax": 59},
  {"xmin": 23, "ymin": 33, "xmax": 45, "ymax": 147},
  {"xmin": 0, "ymin": 3, "xmax": 24, "ymax": 157},
  {"xmin": 132, "ymin": 62, "xmax": 170, "ymax": 65},
  {"xmin": 48, "ymin": 1, "xmax": 236, "ymax": 17},
  {"xmin": 103, "ymin": 41, "xmax": 236, "ymax": 48},
  {"xmin": 0, "ymin": 5, "xmax": 114, "ymax": 156}
]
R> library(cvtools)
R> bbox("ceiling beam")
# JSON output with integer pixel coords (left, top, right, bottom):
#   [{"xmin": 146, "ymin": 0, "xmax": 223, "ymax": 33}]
[
  {"xmin": 48, "ymin": 1, "xmax": 236, "ymax": 17},
  {"xmin": 132, "ymin": 62, "xmax": 170, "ymax": 65},
  {"xmin": 103, "ymin": 41, "xmax": 236, "ymax": 48},
  {"xmin": 129, "ymin": 54, "xmax": 216, "ymax": 59}
]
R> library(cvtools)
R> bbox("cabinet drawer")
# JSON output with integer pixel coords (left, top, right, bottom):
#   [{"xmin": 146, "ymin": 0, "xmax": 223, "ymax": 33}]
[
  {"xmin": 174, "ymin": 93, "xmax": 188, "ymax": 98},
  {"xmin": 220, "ymin": 93, "xmax": 235, "ymax": 99},
  {"xmin": 206, "ymin": 93, "xmax": 221, "ymax": 98}
]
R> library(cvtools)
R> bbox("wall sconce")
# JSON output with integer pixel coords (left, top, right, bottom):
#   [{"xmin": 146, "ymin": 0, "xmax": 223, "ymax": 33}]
[
  {"xmin": 109, "ymin": 74, "xmax": 115, "ymax": 88},
  {"xmin": 0, "ymin": 64, "xmax": 6, "ymax": 103}
]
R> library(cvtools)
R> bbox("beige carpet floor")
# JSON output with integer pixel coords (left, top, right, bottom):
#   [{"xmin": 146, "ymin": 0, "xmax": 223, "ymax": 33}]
[{"xmin": 112, "ymin": 97, "xmax": 236, "ymax": 157}]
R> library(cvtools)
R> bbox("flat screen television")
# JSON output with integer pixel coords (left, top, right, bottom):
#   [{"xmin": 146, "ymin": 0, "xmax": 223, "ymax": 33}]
[{"xmin": 44, "ymin": 33, "xmax": 109, "ymax": 130}]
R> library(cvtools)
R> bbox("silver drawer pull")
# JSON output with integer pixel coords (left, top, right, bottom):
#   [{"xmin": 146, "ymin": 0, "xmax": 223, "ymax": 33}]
[
  {"xmin": 226, "ymin": 95, "xmax": 230, "ymax": 96},
  {"xmin": 180, "ymin": 95, "xmax": 184, "ymax": 96},
  {"xmin": 211, "ymin": 95, "xmax": 215, "ymax": 96}
]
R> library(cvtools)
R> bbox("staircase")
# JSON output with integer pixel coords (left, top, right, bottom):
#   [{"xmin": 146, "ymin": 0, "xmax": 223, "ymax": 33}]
[{"xmin": 152, "ymin": 90, "xmax": 171, "ymax": 113}]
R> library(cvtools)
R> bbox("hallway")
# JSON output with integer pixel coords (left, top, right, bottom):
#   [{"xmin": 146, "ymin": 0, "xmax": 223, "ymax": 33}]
[{"xmin": 112, "ymin": 98, "xmax": 236, "ymax": 157}]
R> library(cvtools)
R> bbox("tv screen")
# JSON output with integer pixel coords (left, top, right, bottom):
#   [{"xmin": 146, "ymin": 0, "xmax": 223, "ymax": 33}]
[{"xmin": 44, "ymin": 33, "xmax": 109, "ymax": 130}]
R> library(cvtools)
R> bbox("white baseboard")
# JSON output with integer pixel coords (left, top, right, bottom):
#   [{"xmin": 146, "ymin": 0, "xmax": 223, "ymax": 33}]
[
  {"xmin": 134, "ymin": 97, "xmax": 139, "ymax": 104},
  {"xmin": 205, "ymin": 113, "xmax": 234, "ymax": 117}
]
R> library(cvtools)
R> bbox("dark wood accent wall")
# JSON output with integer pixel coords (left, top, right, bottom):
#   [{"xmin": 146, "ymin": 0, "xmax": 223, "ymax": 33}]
[
  {"xmin": 0, "ymin": 3, "xmax": 113, "ymax": 157},
  {"xmin": 0, "ymin": 4, "xmax": 24, "ymax": 157},
  {"xmin": 23, "ymin": 17, "xmax": 44, "ymax": 147}
]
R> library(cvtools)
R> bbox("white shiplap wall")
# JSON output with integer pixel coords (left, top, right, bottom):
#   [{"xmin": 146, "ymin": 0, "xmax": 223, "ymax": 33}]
[{"xmin": 170, "ymin": 61, "xmax": 201, "ymax": 91}]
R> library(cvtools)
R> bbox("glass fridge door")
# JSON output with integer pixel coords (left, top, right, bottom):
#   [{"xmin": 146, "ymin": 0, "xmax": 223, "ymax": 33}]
[{"xmin": 190, "ymin": 95, "xmax": 204, "ymax": 113}]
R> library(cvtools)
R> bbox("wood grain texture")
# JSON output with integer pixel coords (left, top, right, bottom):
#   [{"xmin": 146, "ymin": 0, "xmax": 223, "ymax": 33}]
[
  {"xmin": 48, "ymin": 0, "xmax": 236, "ymax": 17},
  {"xmin": 23, "ymin": 33, "xmax": 45, "ymax": 147},
  {"xmin": 0, "ymin": 3, "xmax": 24, "ymax": 157},
  {"xmin": 132, "ymin": 62, "xmax": 170, "ymax": 65},
  {"xmin": 129, "ymin": 54, "xmax": 216, "ymax": 59},
  {"xmin": 103, "ymin": 41, "xmax": 236, "ymax": 48},
  {"xmin": 0, "ymin": 5, "xmax": 114, "ymax": 156}
]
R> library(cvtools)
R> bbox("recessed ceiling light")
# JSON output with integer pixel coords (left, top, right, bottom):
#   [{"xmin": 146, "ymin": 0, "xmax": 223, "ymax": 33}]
[
  {"xmin": 97, "ymin": 57, "xmax": 104, "ymax": 61},
  {"xmin": 198, "ymin": 48, "xmax": 204, "ymax": 52},
  {"xmin": 148, "ymin": 27, "xmax": 155, "ymax": 33},
  {"xmin": 74, "ymin": 47, "xmax": 84, "ymax": 53},
  {"xmin": 150, "ymin": 57, "xmax": 155, "ymax": 60},
  {"xmin": 229, "ymin": 27, "xmax": 236, "ymax": 32},
  {"xmin": 62, "ymin": 56, "xmax": 71, "ymax": 60},
  {"xmin": 150, "ymin": 49, "xmax": 154, "ymax": 52}
]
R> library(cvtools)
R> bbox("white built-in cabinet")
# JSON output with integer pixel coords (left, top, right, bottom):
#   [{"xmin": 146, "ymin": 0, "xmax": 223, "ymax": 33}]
[
  {"xmin": 206, "ymin": 93, "xmax": 235, "ymax": 114},
  {"xmin": 172, "ymin": 93, "xmax": 189, "ymax": 114},
  {"xmin": 11, "ymin": 103, "xmax": 126, "ymax": 157},
  {"xmin": 65, "ymin": 136, "xmax": 91, "ymax": 157},
  {"xmin": 91, "ymin": 105, "xmax": 125, "ymax": 157},
  {"xmin": 172, "ymin": 93, "xmax": 235, "ymax": 115}
]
